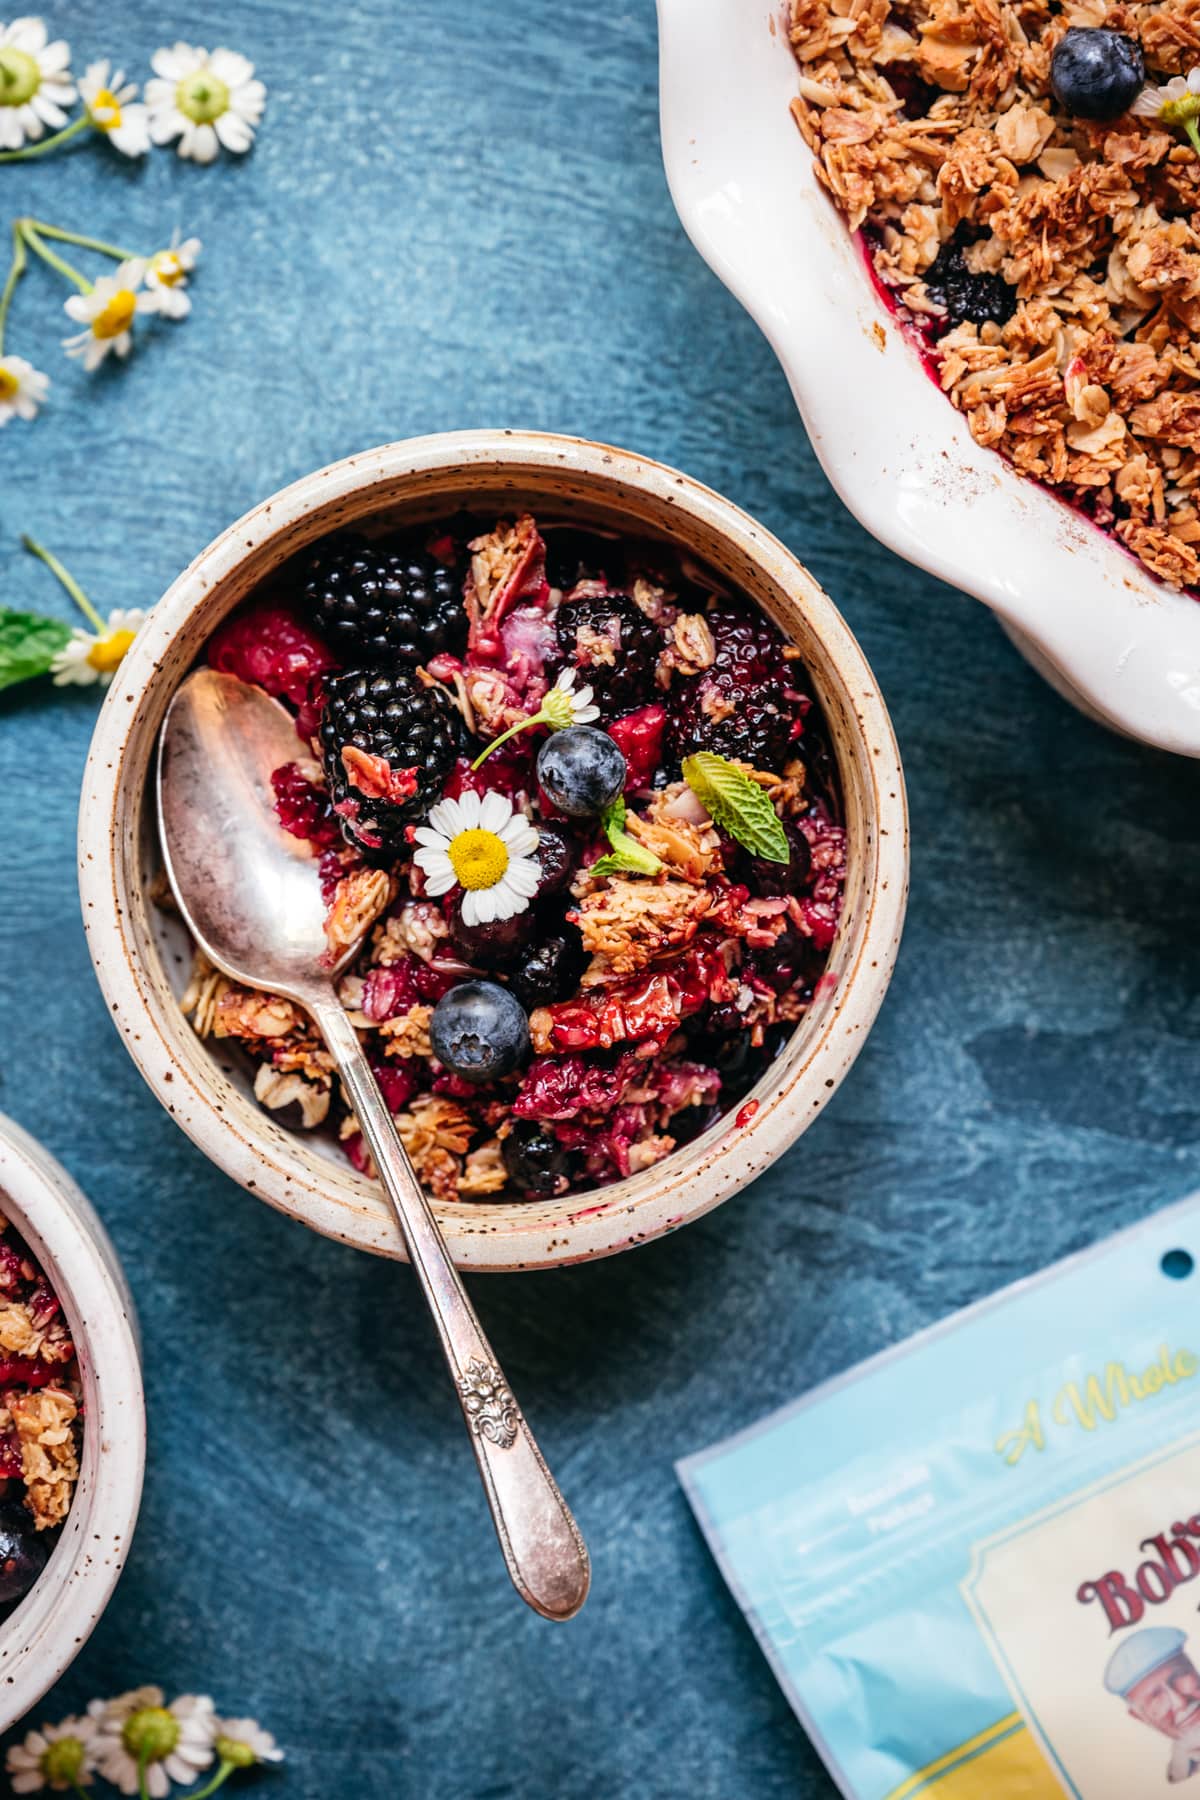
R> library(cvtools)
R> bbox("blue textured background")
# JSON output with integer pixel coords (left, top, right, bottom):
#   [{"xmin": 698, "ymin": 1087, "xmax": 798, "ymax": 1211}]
[{"xmin": 1, "ymin": 2, "xmax": 1198, "ymax": 1796}]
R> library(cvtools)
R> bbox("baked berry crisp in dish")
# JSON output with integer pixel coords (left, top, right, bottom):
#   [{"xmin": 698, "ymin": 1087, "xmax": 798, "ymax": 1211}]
[
  {"xmin": 0, "ymin": 1214, "xmax": 81, "ymax": 1612},
  {"xmin": 788, "ymin": 0, "xmax": 1200, "ymax": 590},
  {"xmin": 176, "ymin": 512, "xmax": 846, "ymax": 1204}
]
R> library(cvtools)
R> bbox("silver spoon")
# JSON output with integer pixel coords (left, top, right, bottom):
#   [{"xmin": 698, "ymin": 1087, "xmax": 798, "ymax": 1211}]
[{"xmin": 157, "ymin": 668, "xmax": 590, "ymax": 1622}]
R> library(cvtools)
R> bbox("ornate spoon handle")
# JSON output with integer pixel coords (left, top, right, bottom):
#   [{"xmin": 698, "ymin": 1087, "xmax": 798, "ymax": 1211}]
[{"xmin": 313, "ymin": 996, "xmax": 591, "ymax": 1622}]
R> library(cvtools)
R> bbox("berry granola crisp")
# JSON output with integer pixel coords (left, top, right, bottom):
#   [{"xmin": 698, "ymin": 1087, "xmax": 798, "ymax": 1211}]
[
  {"xmin": 176, "ymin": 512, "xmax": 847, "ymax": 1202},
  {"xmin": 786, "ymin": 0, "xmax": 1200, "ymax": 589},
  {"xmin": 0, "ymin": 1210, "xmax": 82, "ymax": 1612}
]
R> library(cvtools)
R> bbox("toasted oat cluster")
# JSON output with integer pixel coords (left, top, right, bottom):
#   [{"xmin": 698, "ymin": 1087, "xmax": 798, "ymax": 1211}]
[
  {"xmin": 0, "ymin": 1213, "xmax": 81, "ymax": 1553},
  {"xmin": 179, "ymin": 512, "xmax": 847, "ymax": 1203},
  {"xmin": 787, "ymin": 0, "xmax": 1200, "ymax": 588}
]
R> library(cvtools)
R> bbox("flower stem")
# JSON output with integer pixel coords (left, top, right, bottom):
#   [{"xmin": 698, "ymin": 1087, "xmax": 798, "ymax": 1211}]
[
  {"xmin": 138, "ymin": 1748, "xmax": 151, "ymax": 1800},
  {"xmin": 185, "ymin": 1759, "xmax": 237, "ymax": 1799},
  {"xmin": 22, "ymin": 535, "xmax": 106, "ymax": 632},
  {"xmin": 0, "ymin": 219, "xmax": 27, "ymax": 358},
  {"xmin": 1188, "ymin": 117, "xmax": 1200, "ymax": 157},
  {"xmin": 21, "ymin": 216, "xmax": 138, "ymax": 262},
  {"xmin": 470, "ymin": 709, "xmax": 546, "ymax": 771},
  {"xmin": 18, "ymin": 222, "xmax": 91, "ymax": 294},
  {"xmin": 70, "ymin": 1782, "xmax": 90, "ymax": 1800},
  {"xmin": 0, "ymin": 112, "xmax": 92, "ymax": 162}
]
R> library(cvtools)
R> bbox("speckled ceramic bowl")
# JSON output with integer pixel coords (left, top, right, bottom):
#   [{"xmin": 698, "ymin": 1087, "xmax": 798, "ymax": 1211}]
[
  {"xmin": 0, "ymin": 1115, "xmax": 144, "ymax": 1733},
  {"xmin": 79, "ymin": 431, "xmax": 908, "ymax": 1270}
]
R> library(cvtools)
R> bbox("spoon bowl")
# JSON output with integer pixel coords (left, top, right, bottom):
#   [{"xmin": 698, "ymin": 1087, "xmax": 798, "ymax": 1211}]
[{"xmin": 158, "ymin": 671, "xmax": 337, "ymax": 999}]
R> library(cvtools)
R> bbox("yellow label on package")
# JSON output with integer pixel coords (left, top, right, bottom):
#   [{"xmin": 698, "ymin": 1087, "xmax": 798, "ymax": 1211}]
[{"xmin": 678, "ymin": 1197, "xmax": 1200, "ymax": 1798}]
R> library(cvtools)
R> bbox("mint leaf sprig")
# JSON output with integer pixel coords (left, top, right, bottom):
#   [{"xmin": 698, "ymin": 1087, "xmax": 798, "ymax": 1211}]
[
  {"xmin": 0, "ymin": 607, "xmax": 71, "ymax": 691},
  {"xmin": 589, "ymin": 796, "xmax": 663, "ymax": 879},
  {"xmin": 681, "ymin": 751, "xmax": 790, "ymax": 863}
]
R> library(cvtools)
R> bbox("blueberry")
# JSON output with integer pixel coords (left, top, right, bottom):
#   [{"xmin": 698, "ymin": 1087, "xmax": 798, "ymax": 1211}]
[
  {"xmin": 502, "ymin": 1120, "xmax": 569, "ymax": 1197},
  {"xmin": 510, "ymin": 930, "xmax": 588, "ymax": 1011},
  {"xmin": 0, "ymin": 1503, "xmax": 47, "ymax": 1607},
  {"xmin": 429, "ymin": 981, "xmax": 529, "ymax": 1083},
  {"xmin": 537, "ymin": 727, "xmax": 626, "ymax": 818},
  {"xmin": 1051, "ymin": 29, "xmax": 1144, "ymax": 120}
]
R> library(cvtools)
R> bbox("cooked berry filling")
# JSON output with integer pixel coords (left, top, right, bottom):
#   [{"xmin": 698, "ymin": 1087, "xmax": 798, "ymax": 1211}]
[{"xmin": 185, "ymin": 511, "xmax": 847, "ymax": 1201}]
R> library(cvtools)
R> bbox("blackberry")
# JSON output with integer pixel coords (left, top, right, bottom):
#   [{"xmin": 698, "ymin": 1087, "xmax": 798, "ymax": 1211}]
[
  {"xmin": 303, "ymin": 533, "xmax": 466, "ymax": 666},
  {"xmin": 923, "ymin": 238, "xmax": 1016, "ymax": 331},
  {"xmin": 554, "ymin": 591, "xmax": 662, "ymax": 718},
  {"xmin": 743, "ymin": 821, "xmax": 814, "ymax": 897},
  {"xmin": 502, "ymin": 1121, "xmax": 569, "ymax": 1198},
  {"xmin": 668, "ymin": 604, "xmax": 796, "ymax": 769},
  {"xmin": 319, "ymin": 667, "xmax": 458, "ymax": 854}
]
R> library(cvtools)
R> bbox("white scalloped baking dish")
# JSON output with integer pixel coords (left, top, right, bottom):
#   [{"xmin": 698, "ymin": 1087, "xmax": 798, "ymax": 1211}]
[{"xmin": 658, "ymin": 0, "xmax": 1200, "ymax": 754}]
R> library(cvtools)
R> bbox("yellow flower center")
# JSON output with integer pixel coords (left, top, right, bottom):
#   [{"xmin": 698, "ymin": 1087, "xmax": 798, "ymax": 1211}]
[
  {"xmin": 42, "ymin": 1738, "xmax": 86, "ymax": 1784},
  {"xmin": 447, "ymin": 828, "xmax": 509, "ymax": 891},
  {"xmin": 90, "ymin": 87, "xmax": 122, "ymax": 128},
  {"xmin": 176, "ymin": 70, "xmax": 230, "ymax": 124},
  {"xmin": 152, "ymin": 253, "xmax": 185, "ymax": 287},
  {"xmin": 87, "ymin": 628, "xmax": 136, "ymax": 672},
  {"xmin": 92, "ymin": 291, "xmax": 136, "ymax": 340},
  {"xmin": 0, "ymin": 367, "xmax": 18, "ymax": 401},
  {"xmin": 0, "ymin": 47, "xmax": 40, "ymax": 107}
]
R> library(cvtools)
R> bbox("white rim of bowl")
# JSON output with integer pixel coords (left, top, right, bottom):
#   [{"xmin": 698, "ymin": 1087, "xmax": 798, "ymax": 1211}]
[{"xmin": 79, "ymin": 430, "xmax": 908, "ymax": 1269}]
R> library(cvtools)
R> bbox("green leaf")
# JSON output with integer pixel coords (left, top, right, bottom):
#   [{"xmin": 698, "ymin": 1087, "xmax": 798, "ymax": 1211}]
[
  {"xmin": 591, "ymin": 797, "xmax": 662, "ymax": 878},
  {"xmin": 682, "ymin": 751, "xmax": 790, "ymax": 862},
  {"xmin": 0, "ymin": 609, "xmax": 72, "ymax": 693}
]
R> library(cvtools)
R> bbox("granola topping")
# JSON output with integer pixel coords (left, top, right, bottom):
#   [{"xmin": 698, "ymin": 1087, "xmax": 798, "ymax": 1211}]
[{"xmin": 786, "ymin": 0, "xmax": 1200, "ymax": 589}]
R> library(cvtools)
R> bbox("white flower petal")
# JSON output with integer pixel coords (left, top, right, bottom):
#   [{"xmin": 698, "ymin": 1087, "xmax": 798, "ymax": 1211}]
[
  {"xmin": 208, "ymin": 46, "xmax": 255, "ymax": 86},
  {"xmin": 151, "ymin": 42, "xmax": 205, "ymax": 81},
  {"xmin": 214, "ymin": 107, "xmax": 253, "ymax": 152},
  {"xmin": 231, "ymin": 77, "xmax": 266, "ymax": 121},
  {"xmin": 500, "ymin": 819, "xmax": 539, "ymax": 858},
  {"xmin": 504, "ymin": 859, "xmax": 541, "ymax": 897},
  {"xmin": 455, "ymin": 790, "xmax": 483, "ymax": 829},
  {"xmin": 7, "ymin": 17, "xmax": 47, "ymax": 54},
  {"xmin": 188, "ymin": 121, "xmax": 219, "ymax": 162},
  {"xmin": 412, "ymin": 826, "xmax": 451, "ymax": 851},
  {"xmin": 477, "ymin": 789, "xmax": 512, "ymax": 834},
  {"xmin": 428, "ymin": 797, "xmax": 466, "ymax": 838}
]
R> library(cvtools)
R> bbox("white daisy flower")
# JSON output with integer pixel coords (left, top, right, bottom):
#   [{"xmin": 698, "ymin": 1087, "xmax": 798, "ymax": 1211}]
[
  {"xmin": 6, "ymin": 1714, "xmax": 99, "ymax": 1792},
  {"xmin": 0, "ymin": 352, "xmax": 48, "ymax": 424},
  {"xmin": 1134, "ymin": 65, "xmax": 1200, "ymax": 150},
  {"xmin": 145, "ymin": 232, "xmax": 202, "ymax": 319},
  {"xmin": 145, "ymin": 42, "xmax": 265, "ymax": 163},
  {"xmin": 91, "ymin": 1688, "xmax": 215, "ymax": 1799},
  {"xmin": 213, "ymin": 1716, "xmax": 285, "ymax": 1767},
  {"xmin": 1132, "ymin": 66, "xmax": 1200, "ymax": 116},
  {"xmin": 79, "ymin": 59, "xmax": 149, "ymax": 157},
  {"xmin": 62, "ymin": 259, "xmax": 159, "ymax": 372},
  {"xmin": 0, "ymin": 17, "xmax": 74, "ymax": 152},
  {"xmin": 51, "ymin": 606, "xmax": 146, "ymax": 685},
  {"xmin": 471, "ymin": 667, "xmax": 600, "ymax": 769},
  {"xmin": 413, "ymin": 789, "xmax": 541, "ymax": 926},
  {"xmin": 542, "ymin": 667, "xmax": 601, "ymax": 728}
]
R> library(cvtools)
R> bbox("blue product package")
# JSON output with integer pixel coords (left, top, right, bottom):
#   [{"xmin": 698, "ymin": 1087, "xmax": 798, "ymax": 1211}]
[{"xmin": 678, "ymin": 1194, "xmax": 1200, "ymax": 1799}]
